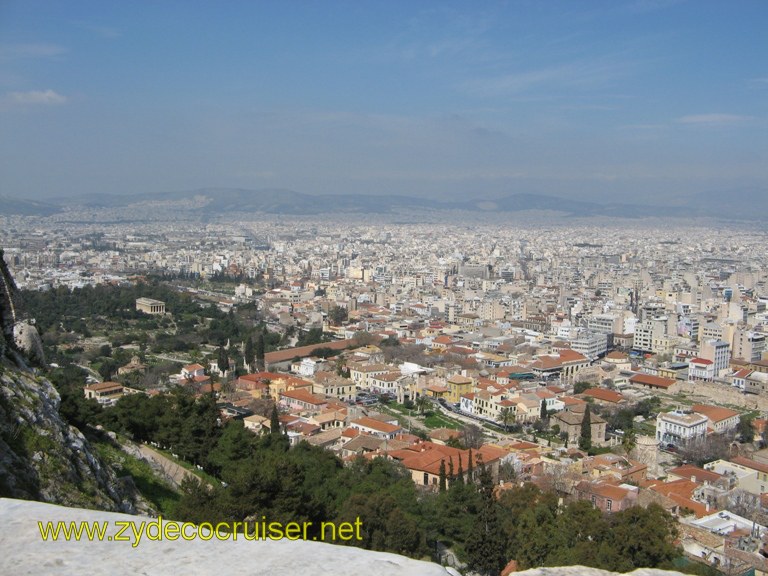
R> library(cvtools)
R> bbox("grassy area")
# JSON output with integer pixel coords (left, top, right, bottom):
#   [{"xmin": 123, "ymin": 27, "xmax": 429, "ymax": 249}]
[
  {"xmin": 423, "ymin": 411, "xmax": 462, "ymax": 430},
  {"xmin": 95, "ymin": 439, "xmax": 180, "ymax": 516}
]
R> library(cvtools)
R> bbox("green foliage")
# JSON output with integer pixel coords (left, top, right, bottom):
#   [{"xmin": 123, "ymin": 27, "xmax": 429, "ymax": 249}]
[
  {"xmin": 465, "ymin": 465, "xmax": 507, "ymax": 575},
  {"xmin": 737, "ymin": 415, "xmax": 755, "ymax": 443},
  {"xmin": 574, "ymin": 381, "xmax": 591, "ymax": 394},
  {"xmin": 328, "ymin": 306, "xmax": 348, "ymax": 326},
  {"xmin": 579, "ymin": 404, "xmax": 592, "ymax": 451},
  {"xmin": 296, "ymin": 327, "xmax": 329, "ymax": 347}
]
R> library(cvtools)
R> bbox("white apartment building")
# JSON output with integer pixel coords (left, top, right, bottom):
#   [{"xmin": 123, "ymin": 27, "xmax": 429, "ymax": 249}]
[
  {"xmin": 570, "ymin": 330, "xmax": 609, "ymax": 360},
  {"xmin": 700, "ymin": 339, "xmax": 731, "ymax": 376},
  {"xmin": 656, "ymin": 409, "xmax": 708, "ymax": 447},
  {"xmin": 633, "ymin": 317, "xmax": 673, "ymax": 354}
]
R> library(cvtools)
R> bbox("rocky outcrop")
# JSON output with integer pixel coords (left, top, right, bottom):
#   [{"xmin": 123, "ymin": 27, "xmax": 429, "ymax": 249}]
[
  {"xmin": 1, "ymin": 498, "xmax": 454, "ymax": 576},
  {"xmin": 0, "ymin": 248, "xmax": 44, "ymax": 367},
  {"xmin": 0, "ymin": 250, "xmax": 136, "ymax": 511},
  {"xmin": 0, "ymin": 368, "xmax": 137, "ymax": 512}
]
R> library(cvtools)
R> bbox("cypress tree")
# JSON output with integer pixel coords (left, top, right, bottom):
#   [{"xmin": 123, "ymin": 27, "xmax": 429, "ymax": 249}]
[
  {"xmin": 244, "ymin": 335, "xmax": 254, "ymax": 370},
  {"xmin": 255, "ymin": 332, "xmax": 266, "ymax": 371},
  {"xmin": 466, "ymin": 461, "xmax": 507, "ymax": 575},
  {"xmin": 270, "ymin": 404, "xmax": 280, "ymax": 435},
  {"xmin": 579, "ymin": 404, "xmax": 593, "ymax": 451},
  {"xmin": 467, "ymin": 448, "xmax": 474, "ymax": 482},
  {"xmin": 217, "ymin": 346, "xmax": 229, "ymax": 375},
  {"xmin": 439, "ymin": 459, "xmax": 447, "ymax": 492}
]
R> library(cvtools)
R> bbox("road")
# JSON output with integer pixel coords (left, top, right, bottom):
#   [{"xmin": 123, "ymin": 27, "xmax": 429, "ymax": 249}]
[{"xmin": 135, "ymin": 444, "xmax": 202, "ymax": 489}]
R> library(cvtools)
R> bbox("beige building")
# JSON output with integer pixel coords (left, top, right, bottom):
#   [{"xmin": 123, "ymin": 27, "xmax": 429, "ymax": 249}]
[
  {"xmin": 135, "ymin": 297, "xmax": 165, "ymax": 315},
  {"xmin": 552, "ymin": 405, "xmax": 607, "ymax": 447}
]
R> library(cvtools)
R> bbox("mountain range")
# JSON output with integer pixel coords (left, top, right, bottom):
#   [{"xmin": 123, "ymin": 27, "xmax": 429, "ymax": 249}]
[{"xmin": 0, "ymin": 187, "xmax": 765, "ymax": 221}]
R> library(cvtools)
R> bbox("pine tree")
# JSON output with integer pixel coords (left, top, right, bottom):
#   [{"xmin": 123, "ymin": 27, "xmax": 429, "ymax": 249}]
[
  {"xmin": 540, "ymin": 399, "xmax": 548, "ymax": 421},
  {"xmin": 579, "ymin": 404, "xmax": 592, "ymax": 451},
  {"xmin": 457, "ymin": 455, "xmax": 465, "ymax": 485},
  {"xmin": 448, "ymin": 456, "xmax": 455, "ymax": 487}
]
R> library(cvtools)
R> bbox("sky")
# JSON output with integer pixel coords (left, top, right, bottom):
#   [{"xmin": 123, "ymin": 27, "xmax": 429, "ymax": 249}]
[{"xmin": 1, "ymin": 0, "xmax": 767, "ymax": 204}]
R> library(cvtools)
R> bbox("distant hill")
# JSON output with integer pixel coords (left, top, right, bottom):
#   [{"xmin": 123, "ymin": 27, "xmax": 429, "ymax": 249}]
[
  {"xmin": 0, "ymin": 187, "xmax": 764, "ymax": 220},
  {"xmin": 0, "ymin": 195, "xmax": 60, "ymax": 216}
]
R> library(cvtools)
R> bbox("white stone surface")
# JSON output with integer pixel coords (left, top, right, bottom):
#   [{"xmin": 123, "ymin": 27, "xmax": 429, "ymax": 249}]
[{"xmin": 0, "ymin": 498, "xmax": 451, "ymax": 576}]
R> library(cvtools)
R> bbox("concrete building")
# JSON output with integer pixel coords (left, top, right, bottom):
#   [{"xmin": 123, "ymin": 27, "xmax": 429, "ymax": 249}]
[{"xmin": 656, "ymin": 409, "xmax": 708, "ymax": 447}]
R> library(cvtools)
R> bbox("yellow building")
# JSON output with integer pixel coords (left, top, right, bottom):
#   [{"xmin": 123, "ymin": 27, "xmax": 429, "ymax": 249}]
[{"xmin": 446, "ymin": 374, "xmax": 474, "ymax": 404}]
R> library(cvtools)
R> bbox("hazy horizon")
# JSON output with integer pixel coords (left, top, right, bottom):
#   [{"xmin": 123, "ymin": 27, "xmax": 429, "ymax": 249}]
[{"xmin": 1, "ymin": 1, "xmax": 766, "ymax": 204}]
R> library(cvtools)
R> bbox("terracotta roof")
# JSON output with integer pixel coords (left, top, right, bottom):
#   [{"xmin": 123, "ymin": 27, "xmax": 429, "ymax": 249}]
[
  {"xmin": 583, "ymin": 388, "xmax": 625, "ymax": 403},
  {"xmin": 629, "ymin": 373, "xmax": 676, "ymax": 388},
  {"xmin": 691, "ymin": 404, "xmax": 740, "ymax": 423},
  {"xmin": 351, "ymin": 417, "xmax": 401, "ymax": 434},
  {"xmin": 730, "ymin": 456, "xmax": 768, "ymax": 475},
  {"xmin": 280, "ymin": 389, "xmax": 328, "ymax": 405},
  {"xmin": 85, "ymin": 381, "xmax": 123, "ymax": 392},
  {"xmin": 264, "ymin": 339, "xmax": 353, "ymax": 364},
  {"xmin": 668, "ymin": 464, "xmax": 723, "ymax": 484}
]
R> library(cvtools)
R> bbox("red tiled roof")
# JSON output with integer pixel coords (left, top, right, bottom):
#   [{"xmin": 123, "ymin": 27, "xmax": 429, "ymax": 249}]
[{"xmin": 629, "ymin": 373, "xmax": 676, "ymax": 388}]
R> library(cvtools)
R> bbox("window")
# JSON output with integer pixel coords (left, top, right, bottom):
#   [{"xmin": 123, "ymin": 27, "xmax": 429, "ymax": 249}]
[
  {"xmin": 423, "ymin": 472, "xmax": 429, "ymax": 485},
  {"xmin": 606, "ymin": 499, "xmax": 612, "ymax": 511}
]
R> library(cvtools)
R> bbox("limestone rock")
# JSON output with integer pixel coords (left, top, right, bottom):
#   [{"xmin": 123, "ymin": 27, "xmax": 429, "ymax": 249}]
[{"xmin": 0, "ymin": 498, "xmax": 452, "ymax": 576}]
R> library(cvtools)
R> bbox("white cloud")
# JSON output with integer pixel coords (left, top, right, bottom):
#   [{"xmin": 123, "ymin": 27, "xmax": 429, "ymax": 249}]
[
  {"xmin": 676, "ymin": 113, "xmax": 753, "ymax": 126},
  {"xmin": 3, "ymin": 89, "xmax": 68, "ymax": 105}
]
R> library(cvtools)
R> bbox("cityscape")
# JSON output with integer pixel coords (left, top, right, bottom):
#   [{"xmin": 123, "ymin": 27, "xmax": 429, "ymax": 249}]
[
  {"xmin": 2, "ymin": 1, "xmax": 768, "ymax": 575},
  {"xmin": 3, "ymin": 207, "xmax": 768, "ymax": 574}
]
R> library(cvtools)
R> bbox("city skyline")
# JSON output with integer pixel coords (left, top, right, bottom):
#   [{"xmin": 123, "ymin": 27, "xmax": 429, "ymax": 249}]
[{"xmin": 1, "ymin": 1, "xmax": 767, "ymax": 203}]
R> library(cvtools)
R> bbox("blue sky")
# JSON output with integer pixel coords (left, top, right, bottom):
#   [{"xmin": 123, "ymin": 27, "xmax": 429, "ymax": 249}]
[{"xmin": 1, "ymin": 0, "xmax": 766, "ymax": 203}]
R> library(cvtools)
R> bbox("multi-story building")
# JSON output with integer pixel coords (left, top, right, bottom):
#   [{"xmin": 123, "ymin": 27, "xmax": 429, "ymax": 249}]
[
  {"xmin": 656, "ymin": 409, "xmax": 708, "ymax": 447},
  {"xmin": 633, "ymin": 317, "xmax": 672, "ymax": 354},
  {"xmin": 700, "ymin": 339, "xmax": 731, "ymax": 376},
  {"xmin": 732, "ymin": 329, "xmax": 766, "ymax": 362}
]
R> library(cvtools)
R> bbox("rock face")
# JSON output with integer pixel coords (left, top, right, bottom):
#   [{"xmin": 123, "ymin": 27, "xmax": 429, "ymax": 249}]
[
  {"xmin": 0, "ymin": 368, "xmax": 135, "ymax": 512},
  {"xmin": 0, "ymin": 248, "xmax": 44, "ymax": 367},
  {"xmin": 0, "ymin": 498, "xmax": 453, "ymax": 576},
  {"xmin": 0, "ymin": 249, "xmax": 135, "ymax": 511}
]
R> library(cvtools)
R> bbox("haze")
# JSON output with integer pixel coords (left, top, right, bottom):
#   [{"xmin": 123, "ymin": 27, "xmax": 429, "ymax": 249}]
[{"xmin": 1, "ymin": 1, "xmax": 766, "ymax": 204}]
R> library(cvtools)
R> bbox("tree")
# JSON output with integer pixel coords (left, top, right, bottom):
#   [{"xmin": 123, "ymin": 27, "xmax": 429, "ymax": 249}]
[
  {"xmin": 244, "ymin": 335, "xmax": 254, "ymax": 369},
  {"xmin": 622, "ymin": 427, "xmax": 637, "ymax": 457},
  {"xmin": 574, "ymin": 381, "xmax": 591, "ymax": 394},
  {"xmin": 415, "ymin": 394, "xmax": 430, "ymax": 415},
  {"xmin": 539, "ymin": 400, "xmax": 548, "ymax": 422},
  {"xmin": 465, "ymin": 463, "xmax": 508, "ymax": 575},
  {"xmin": 255, "ymin": 331, "xmax": 265, "ymax": 371},
  {"xmin": 736, "ymin": 415, "xmax": 755, "ymax": 443},
  {"xmin": 438, "ymin": 459, "xmax": 447, "ymax": 492},
  {"xmin": 579, "ymin": 405, "xmax": 592, "ymax": 451},
  {"xmin": 462, "ymin": 424, "xmax": 484, "ymax": 449},
  {"xmin": 328, "ymin": 306, "xmax": 348, "ymax": 326},
  {"xmin": 498, "ymin": 407, "xmax": 513, "ymax": 432},
  {"xmin": 217, "ymin": 345, "xmax": 229, "ymax": 375},
  {"xmin": 270, "ymin": 404, "xmax": 281, "ymax": 435}
]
